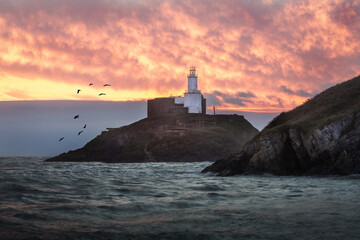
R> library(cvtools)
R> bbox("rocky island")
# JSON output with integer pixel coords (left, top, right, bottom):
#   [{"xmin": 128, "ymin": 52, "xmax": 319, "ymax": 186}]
[
  {"xmin": 203, "ymin": 75, "xmax": 360, "ymax": 176},
  {"xmin": 46, "ymin": 114, "xmax": 258, "ymax": 163}
]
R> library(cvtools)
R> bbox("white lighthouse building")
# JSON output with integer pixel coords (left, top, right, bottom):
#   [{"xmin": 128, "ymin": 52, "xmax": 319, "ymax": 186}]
[
  {"xmin": 148, "ymin": 67, "xmax": 206, "ymax": 117},
  {"xmin": 183, "ymin": 66, "xmax": 203, "ymax": 113}
]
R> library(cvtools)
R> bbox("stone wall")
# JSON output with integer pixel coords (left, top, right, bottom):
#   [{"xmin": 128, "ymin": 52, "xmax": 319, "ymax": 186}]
[{"xmin": 147, "ymin": 98, "xmax": 188, "ymax": 117}]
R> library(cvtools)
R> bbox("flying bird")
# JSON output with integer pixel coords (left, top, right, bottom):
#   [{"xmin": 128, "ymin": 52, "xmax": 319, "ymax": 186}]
[
  {"xmin": 78, "ymin": 131, "xmax": 83, "ymax": 136},
  {"xmin": 103, "ymin": 84, "xmax": 111, "ymax": 87},
  {"xmin": 99, "ymin": 93, "xmax": 106, "ymax": 96},
  {"xmin": 59, "ymin": 137, "xmax": 64, "ymax": 142},
  {"xmin": 77, "ymin": 89, "xmax": 81, "ymax": 94},
  {"xmin": 83, "ymin": 124, "xmax": 86, "ymax": 129},
  {"xmin": 74, "ymin": 115, "xmax": 79, "ymax": 119},
  {"xmin": 89, "ymin": 83, "xmax": 93, "ymax": 86}
]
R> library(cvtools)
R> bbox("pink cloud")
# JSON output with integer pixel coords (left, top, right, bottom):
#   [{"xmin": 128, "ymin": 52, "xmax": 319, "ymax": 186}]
[{"xmin": 0, "ymin": 0, "xmax": 359, "ymax": 111}]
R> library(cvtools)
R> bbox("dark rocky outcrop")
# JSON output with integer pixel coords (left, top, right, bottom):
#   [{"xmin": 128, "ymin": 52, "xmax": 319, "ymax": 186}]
[
  {"xmin": 202, "ymin": 75, "xmax": 360, "ymax": 176},
  {"xmin": 46, "ymin": 114, "xmax": 258, "ymax": 163}
]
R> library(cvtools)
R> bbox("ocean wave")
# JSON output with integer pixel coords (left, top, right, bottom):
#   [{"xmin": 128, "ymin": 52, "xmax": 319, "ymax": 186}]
[{"xmin": 0, "ymin": 158, "xmax": 359, "ymax": 240}]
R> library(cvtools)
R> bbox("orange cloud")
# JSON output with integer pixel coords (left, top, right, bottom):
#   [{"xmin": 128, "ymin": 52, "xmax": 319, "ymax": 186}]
[{"xmin": 0, "ymin": 0, "xmax": 359, "ymax": 112}]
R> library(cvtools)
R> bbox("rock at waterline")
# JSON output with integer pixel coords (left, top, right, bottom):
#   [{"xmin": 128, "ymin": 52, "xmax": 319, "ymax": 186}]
[{"xmin": 203, "ymin": 75, "xmax": 360, "ymax": 176}]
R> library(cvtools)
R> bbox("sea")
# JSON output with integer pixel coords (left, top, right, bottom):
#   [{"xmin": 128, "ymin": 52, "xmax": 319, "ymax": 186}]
[{"xmin": 0, "ymin": 157, "xmax": 359, "ymax": 240}]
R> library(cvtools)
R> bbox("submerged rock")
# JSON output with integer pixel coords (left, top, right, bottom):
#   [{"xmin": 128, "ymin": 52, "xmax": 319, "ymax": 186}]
[
  {"xmin": 46, "ymin": 114, "xmax": 258, "ymax": 163},
  {"xmin": 202, "ymin": 75, "xmax": 360, "ymax": 176}
]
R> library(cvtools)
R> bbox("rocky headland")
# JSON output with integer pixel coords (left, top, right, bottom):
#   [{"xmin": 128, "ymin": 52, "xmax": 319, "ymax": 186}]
[
  {"xmin": 46, "ymin": 114, "xmax": 258, "ymax": 163},
  {"xmin": 203, "ymin": 75, "xmax": 360, "ymax": 176}
]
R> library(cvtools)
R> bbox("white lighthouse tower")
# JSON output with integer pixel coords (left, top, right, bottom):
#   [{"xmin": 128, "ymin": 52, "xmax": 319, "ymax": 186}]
[
  {"xmin": 184, "ymin": 66, "xmax": 203, "ymax": 113},
  {"xmin": 187, "ymin": 66, "xmax": 200, "ymax": 93},
  {"xmin": 148, "ymin": 66, "xmax": 206, "ymax": 117}
]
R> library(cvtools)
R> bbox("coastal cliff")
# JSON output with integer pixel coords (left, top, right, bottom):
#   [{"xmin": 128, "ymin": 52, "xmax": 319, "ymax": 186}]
[
  {"xmin": 46, "ymin": 114, "xmax": 258, "ymax": 163},
  {"xmin": 202, "ymin": 75, "xmax": 360, "ymax": 176}
]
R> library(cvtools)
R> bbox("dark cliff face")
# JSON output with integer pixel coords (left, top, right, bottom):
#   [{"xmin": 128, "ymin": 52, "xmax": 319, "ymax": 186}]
[
  {"xmin": 45, "ymin": 114, "xmax": 259, "ymax": 163},
  {"xmin": 202, "ymin": 75, "xmax": 360, "ymax": 176}
]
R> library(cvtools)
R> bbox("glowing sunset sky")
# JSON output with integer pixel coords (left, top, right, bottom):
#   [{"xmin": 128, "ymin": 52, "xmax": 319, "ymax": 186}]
[{"xmin": 1, "ymin": 0, "xmax": 359, "ymax": 112}]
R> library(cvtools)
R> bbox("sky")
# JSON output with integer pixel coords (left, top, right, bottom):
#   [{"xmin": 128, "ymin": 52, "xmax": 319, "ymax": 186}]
[
  {"xmin": 0, "ymin": 101, "xmax": 147, "ymax": 156},
  {"xmin": 1, "ymin": 0, "xmax": 359, "ymax": 113}
]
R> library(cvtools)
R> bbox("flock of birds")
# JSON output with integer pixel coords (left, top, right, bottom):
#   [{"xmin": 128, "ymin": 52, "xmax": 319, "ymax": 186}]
[{"xmin": 58, "ymin": 83, "xmax": 111, "ymax": 142}]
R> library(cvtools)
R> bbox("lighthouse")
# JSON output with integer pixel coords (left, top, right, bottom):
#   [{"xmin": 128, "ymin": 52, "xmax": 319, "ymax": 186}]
[
  {"xmin": 147, "ymin": 66, "xmax": 206, "ymax": 117},
  {"xmin": 187, "ymin": 66, "xmax": 199, "ymax": 93},
  {"xmin": 184, "ymin": 66, "xmax": 204, "ymax": 113}
]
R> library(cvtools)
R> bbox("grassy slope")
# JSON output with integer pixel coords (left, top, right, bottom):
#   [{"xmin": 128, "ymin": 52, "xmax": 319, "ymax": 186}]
[
  {"xmin": 147, "ymin": 115, "xmax": 257, "ymax": 161},
  {"xmin": 262, "ymin": 75, "xmax": 360, "ymax": 136},
  {"xmin": 202, "ymin": 75, "xmax": 360, "ymax": 176},
  {"xmin": 47, "ymin": 113, "xmax": 259, "ymax": 162}
]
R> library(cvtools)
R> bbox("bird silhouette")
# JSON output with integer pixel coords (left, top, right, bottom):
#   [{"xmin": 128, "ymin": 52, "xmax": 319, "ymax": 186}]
[
  {"xmin": 78, "ymin": 130, "xmax": 83, "ymax": 136},
  {"xmin": 77, "ymin": 89, "xmax": 81, "ymax": 94},
  {"xmin": 74, "ymin": 115, "xmax": 79, "ymax": 119},
  {"xmin": 103, "ymin": 84, "xmax": 111, "ymax": 87},
  {"xmin": 99, "ymin": 93, "xmax": 106, "ymax": 96},
  {"xmin": 89, "ymin": 83, "xmax": 93, "ymax": 86},
  {"xmin": 83, "ymin": 124, "xmax": 86, "ymax": 129},
  {"xmin": 59, "ymin": 137, "xmax": 64, "ymax": 142}
]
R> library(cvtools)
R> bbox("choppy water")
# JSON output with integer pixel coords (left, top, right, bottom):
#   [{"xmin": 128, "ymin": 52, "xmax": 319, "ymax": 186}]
[{"xmin": 0, "ymin": 157, "xmax": 359, "ymax": 240}]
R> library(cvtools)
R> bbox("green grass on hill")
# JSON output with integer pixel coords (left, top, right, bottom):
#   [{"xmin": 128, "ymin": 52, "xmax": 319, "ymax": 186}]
[{"xmin": 265, "ymin": 75, "xmax": 360, "ymax": 134}]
